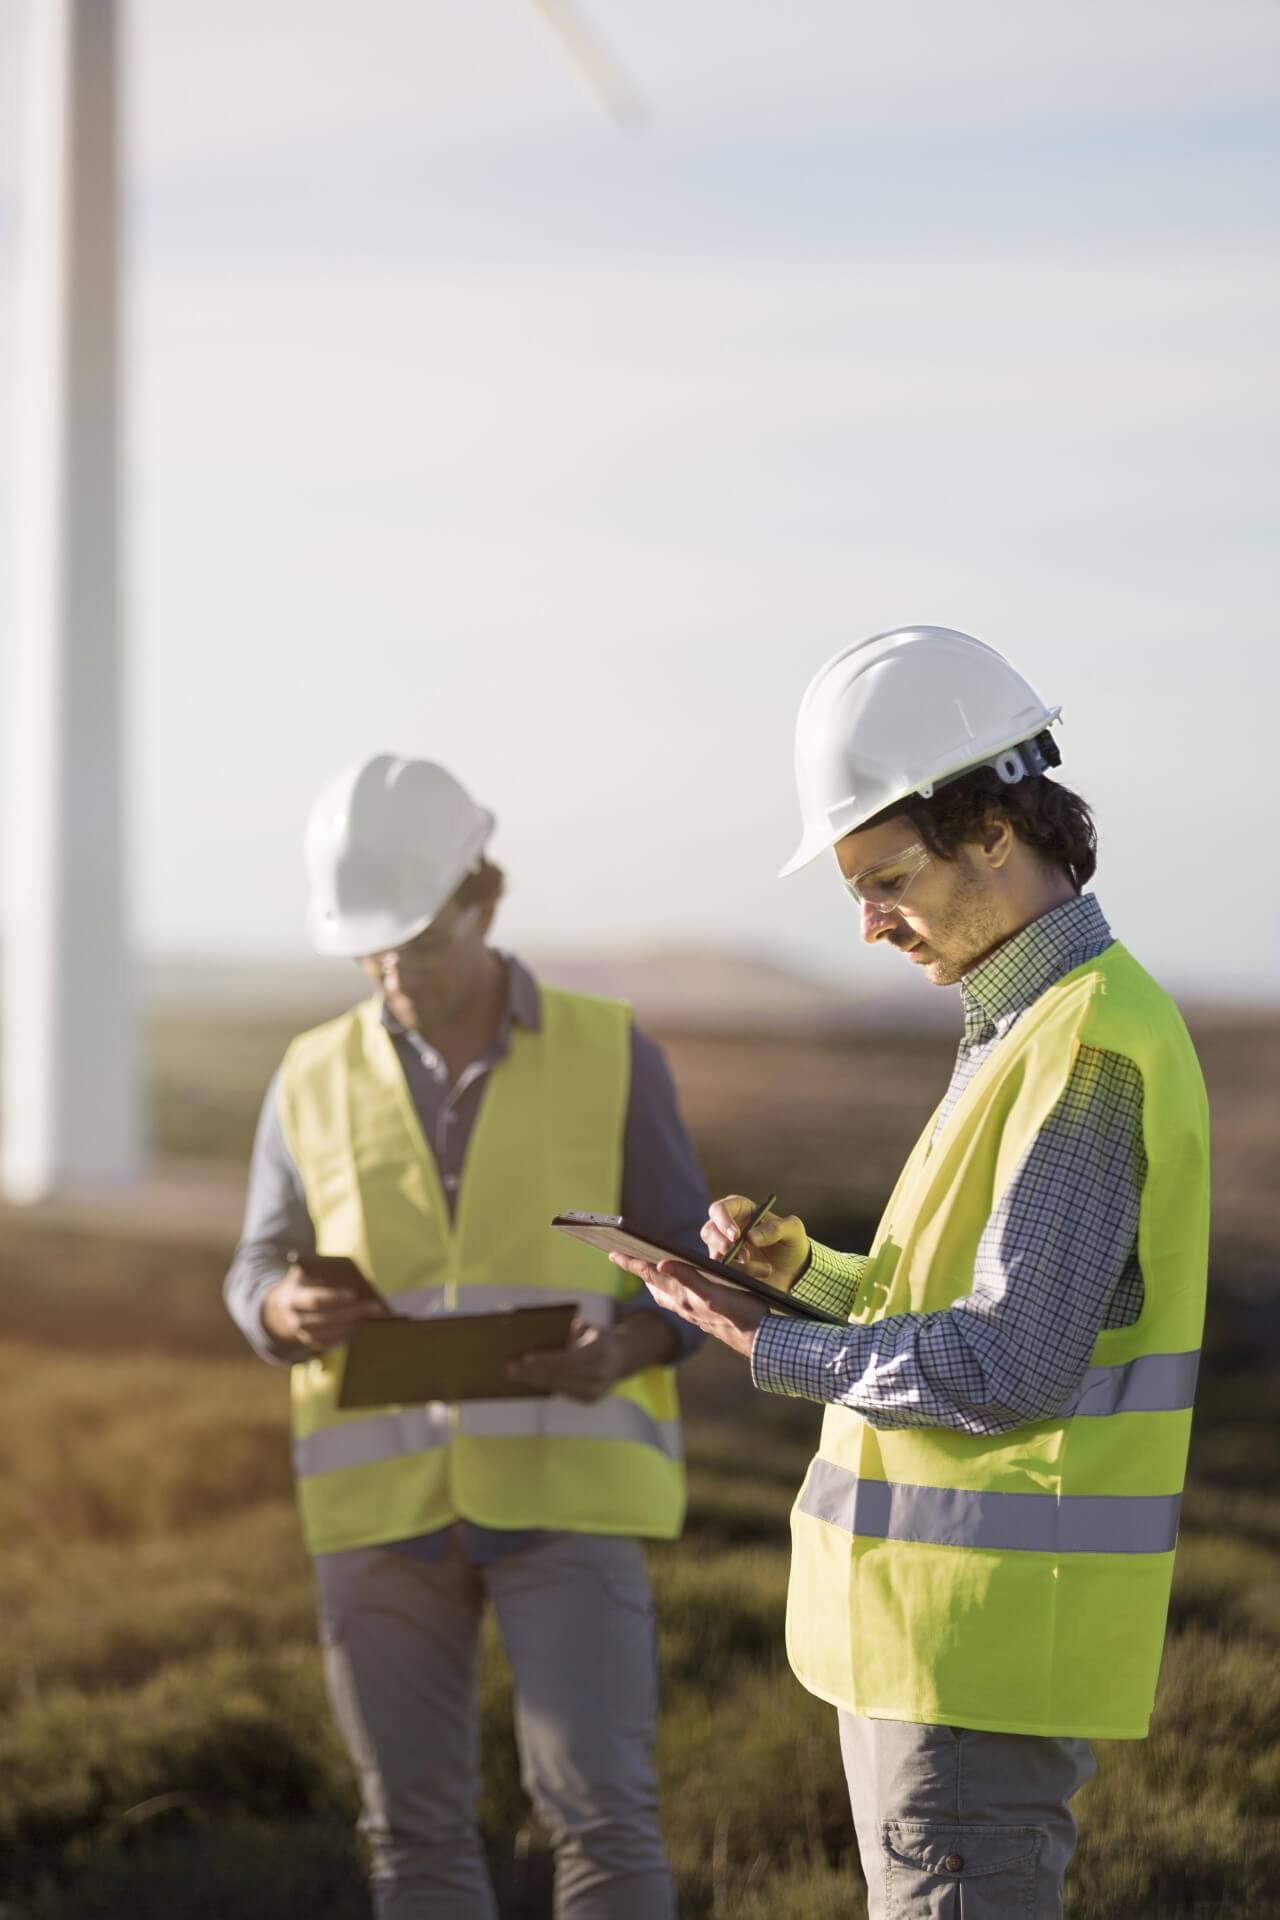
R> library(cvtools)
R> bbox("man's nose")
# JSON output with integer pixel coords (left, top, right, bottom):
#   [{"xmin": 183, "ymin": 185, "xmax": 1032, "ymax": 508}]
[{"xmin": 860, "ymin": 900, "xmax": 898, "ymax": 944}]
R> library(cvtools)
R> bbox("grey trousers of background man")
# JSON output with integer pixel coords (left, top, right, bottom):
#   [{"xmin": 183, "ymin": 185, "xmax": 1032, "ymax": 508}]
[
  {"xmin": 839, "ymin": 1711, "xmax": 1096, "ymax": 1919},
  {"xmin": 315, "ymin": 1530, "xmax": 675, "ymax": 1920}
]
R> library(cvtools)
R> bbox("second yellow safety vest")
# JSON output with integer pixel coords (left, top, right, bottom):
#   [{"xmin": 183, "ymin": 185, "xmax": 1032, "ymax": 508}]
[
  {"xmin": 279, "ymin": 987, "xmax": 686, "ymax": 1555},
  {"xmin": 786, "ymin": 942, "xmax": 1209, "ymax": 1739}
]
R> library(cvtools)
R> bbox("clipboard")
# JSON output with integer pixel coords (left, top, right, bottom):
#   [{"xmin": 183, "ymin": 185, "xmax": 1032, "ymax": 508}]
[
  {"xmin": 550, "ymin": 1212, "xmax": 846, "ymax": 1326},
  {"xmin": 337, "ymin": 1304, "xmax": 578, "ymax": 1409}
]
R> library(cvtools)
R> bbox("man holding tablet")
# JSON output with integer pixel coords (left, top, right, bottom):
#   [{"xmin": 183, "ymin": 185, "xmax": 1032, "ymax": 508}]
[
  {"xmin": 610, "ymin": 627, "xmax": 1209, "ymax": 1920},
  {"xmin": 224, "ymin": 753, "xmax": 705, "ymax": 1920}
]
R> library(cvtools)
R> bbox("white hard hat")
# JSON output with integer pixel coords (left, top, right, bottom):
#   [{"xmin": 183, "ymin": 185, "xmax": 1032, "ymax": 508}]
[
  {"xmin": 304, "ymin": 754, "xmax": 496, "ymax": 957},
  {"xmin": 780, "ymin": 626, "xmax": 1061, "ymax": 877}
]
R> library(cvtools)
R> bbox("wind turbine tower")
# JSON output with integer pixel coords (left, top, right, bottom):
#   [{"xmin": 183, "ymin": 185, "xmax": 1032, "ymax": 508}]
[
  {"xmin": 3, "ymin": 0, "xmax": 140, "ymax": 1201},
  {"xmin": 0, "ymin": 0, "xmax": 640, "ymax": 1203}
]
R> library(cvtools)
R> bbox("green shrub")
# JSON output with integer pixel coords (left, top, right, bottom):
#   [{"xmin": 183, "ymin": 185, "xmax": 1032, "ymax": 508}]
[
  {"xmin": 20, "ymin": 1819, "xmax": 370, "ymax": 1920},
  {"xmin": 2, "ymin": 1018, "xmax": 1278, "ymax": 1920}
]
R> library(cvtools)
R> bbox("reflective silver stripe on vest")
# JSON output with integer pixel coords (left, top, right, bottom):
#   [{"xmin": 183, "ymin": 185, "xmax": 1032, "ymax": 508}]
[
  {"xmin": 1061, "ymin": 1348, "xmax": 1200, "ymax": 1418},
  {"xmin": 457, "ymin": 1395, "xmax": 683, "ymax": 1459},
  {"xmin": 295, "ymin": 1404, "xmax": 451, "ymax": 1479},
  {"xmin": 295, "ymin": 1395, "xmax": 680, "ymax": 1479},
  {"xmin": 387, "ymin": 1285, "xmax": 616, "ymax": 1328},
  {"xmin": 798, "ymin": 1459, "xmax": 1181, "ymax": 1556},
  {"xmin": 385, "ymin": 1287, "xmax": 448, "ymax": 1318}
]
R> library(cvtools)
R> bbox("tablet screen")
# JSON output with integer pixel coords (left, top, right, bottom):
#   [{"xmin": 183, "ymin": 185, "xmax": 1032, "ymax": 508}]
[{"xmin": 551, "ymin": 1213, "xmax": 845, "ymax": 1326}]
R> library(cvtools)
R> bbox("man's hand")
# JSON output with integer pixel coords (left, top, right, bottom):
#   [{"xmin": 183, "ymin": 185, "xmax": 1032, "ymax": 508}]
[
  {"xmin": 261, "ymin": 1262, "xmax": 391, "ymax": 1352},
  {"xmin": 702, "ymin": 1194, "xmax": 810, "ymax": 1291},
  {"xmin": 508, "ymin": 1320, "xmax": 628, "ymax": 1403},
  {"xmin": 508, "ymin": 1309, "xmax": 681, "ymax": 1402},
  {"xmin": 608, "ymin": 1253, "xmax": 768, "ymax": 1360}
]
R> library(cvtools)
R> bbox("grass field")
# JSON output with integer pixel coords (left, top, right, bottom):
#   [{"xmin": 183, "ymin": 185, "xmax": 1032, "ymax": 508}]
[{"xmin": 1, "ymin": 1001, "xmax": 1277, "ymax": 1917}]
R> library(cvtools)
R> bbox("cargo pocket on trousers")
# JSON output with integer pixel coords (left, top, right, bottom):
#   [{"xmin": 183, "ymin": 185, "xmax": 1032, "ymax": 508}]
[{"xmin": 882, "ymin": 1821, "xmax": 1041, "ymax": 1919}]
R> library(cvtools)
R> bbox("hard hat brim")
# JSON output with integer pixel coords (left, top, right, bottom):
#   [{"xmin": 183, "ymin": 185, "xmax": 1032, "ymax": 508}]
[
  {"xmin": 776, "ymin": 712, "xmax": 1064, "ymax": 882},
  {"xmin": 308, "ymin": 904, "xmax": 440, "ymax": 960},
  {"xmin": 777, "ymin": 829, "xmax": 836, "ymax": 879}
]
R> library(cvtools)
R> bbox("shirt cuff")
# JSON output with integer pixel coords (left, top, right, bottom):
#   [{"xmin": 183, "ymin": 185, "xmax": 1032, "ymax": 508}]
[
  {"xmin": 751, "ymin": 1311, "xmax": 847, "ymax": 1401},
  {"xmin": 791, "ymin": 1241, "xmax": 868, "ymax": 1319},
  {"xmin": 224, "ymin": 1249, "xmax": 309, "ymax": 1366}
]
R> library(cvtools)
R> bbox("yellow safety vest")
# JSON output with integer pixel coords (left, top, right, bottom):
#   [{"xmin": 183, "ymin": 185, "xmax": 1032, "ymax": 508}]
[
  {"xmin": 279, "ymin": 986, "xmax": 686, "ymax": 1555},
  {"xmin": 786, "ymin": 942, "xmax": 1209, "ymax": 1739}
]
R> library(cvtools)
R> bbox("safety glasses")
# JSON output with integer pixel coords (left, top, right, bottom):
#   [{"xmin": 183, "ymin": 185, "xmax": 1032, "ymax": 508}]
[{"xmin": 844, "ymin": 841, "xmax": 931, "ymax": 914}]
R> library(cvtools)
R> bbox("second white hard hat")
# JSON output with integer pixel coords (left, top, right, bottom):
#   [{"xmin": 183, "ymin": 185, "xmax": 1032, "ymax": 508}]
[
  {"xmin": 304, "ymin": 754, "xmax": 496, "ymax": 957},
  {"xmin": 780, "ymin": 626, "xmax": 1061, "ymax": 877}
]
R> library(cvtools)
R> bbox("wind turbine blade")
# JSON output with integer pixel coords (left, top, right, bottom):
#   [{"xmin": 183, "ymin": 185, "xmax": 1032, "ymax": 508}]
[{"xmin": 525, "ymin": 0, "xmax": 650, "ymax": 132}]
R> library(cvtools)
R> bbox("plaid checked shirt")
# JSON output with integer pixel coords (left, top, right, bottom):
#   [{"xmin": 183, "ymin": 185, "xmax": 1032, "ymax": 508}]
[{"xmin": 750, "ymin": 893, "xmax": 1147, "ymax": 1435}]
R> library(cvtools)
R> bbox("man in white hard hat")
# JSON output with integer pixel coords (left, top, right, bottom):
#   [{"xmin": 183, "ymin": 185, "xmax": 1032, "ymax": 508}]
[
  {"xmin": 225, "ymin": 754, "xmax": 707, "ymax": 1920},
  {"xmin": 612, "ymin": 628, "xmax": 1209, "ymax": 1918}
]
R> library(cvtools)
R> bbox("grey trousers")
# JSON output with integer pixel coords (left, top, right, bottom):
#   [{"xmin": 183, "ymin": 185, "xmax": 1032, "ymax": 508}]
[
  {"xmin": 839, "ymin": 1712, "xmax": 1096, "ymax": 1919},
  {"xmin": 314, "ymin": 1531, "xmax": 675, "ymax": 1920}
]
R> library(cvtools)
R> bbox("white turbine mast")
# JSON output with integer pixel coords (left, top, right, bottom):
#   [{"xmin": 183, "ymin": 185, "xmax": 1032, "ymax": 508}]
[
  {"xmin": 1, "ymin": 0, "xmax": 643, "ymax": 1204},
  {"xmin": 4, "ymin": 0, "xmax": 140, "ymax": 1201}
]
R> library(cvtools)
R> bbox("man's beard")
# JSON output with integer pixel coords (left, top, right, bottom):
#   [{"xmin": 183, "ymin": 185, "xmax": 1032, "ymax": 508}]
[{"xmin": 915, "ymin": 865, "xmax": 1005, "ymax": 986}]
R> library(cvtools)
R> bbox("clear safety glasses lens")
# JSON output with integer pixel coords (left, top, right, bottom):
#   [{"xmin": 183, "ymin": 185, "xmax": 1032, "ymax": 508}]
[{"xmin": 844, "ymin": 842, "xmax": 930, "ymax": 914}]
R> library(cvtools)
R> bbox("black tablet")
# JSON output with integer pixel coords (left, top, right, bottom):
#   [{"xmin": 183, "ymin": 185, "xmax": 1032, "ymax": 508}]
[{"xmin": 550, "ymin": 1212, "xmax": 846, "ymax": 1326}]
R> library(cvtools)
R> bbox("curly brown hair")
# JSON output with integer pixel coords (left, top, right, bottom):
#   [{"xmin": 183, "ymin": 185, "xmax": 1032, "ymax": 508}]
[{"xmin": 870, "ymin": 768, "xmax": 1098, "ymax": 893}]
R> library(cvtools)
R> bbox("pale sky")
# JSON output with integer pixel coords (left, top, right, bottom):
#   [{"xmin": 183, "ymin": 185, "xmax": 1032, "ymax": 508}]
[{"xmin": 0, "ymin": 0, "xmax": 1277, "ymax": 999}]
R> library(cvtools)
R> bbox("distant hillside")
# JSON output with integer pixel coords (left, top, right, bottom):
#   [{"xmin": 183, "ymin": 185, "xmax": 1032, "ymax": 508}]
[{"xmin": 145, "ymin": 945, "xmax": 957, "ymax": 1033}]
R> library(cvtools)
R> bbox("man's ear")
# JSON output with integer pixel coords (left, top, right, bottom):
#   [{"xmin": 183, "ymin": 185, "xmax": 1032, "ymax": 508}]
[{"xmin": 980, "ymin": 810, "xmax": 1015, "ymax": 870}]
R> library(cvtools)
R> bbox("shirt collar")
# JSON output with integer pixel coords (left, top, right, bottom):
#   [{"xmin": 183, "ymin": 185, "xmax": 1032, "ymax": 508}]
[
  {"xmin": 960, "ymin": 892, "xmax": 1113, "ymax": 1043},
  {"xmin": 379, "ymin": 949, "xmax": 543, "ymax": 1048},
  {"xmin": 503, "ymin": 953, "xmax": 543, "ymax": 1031}
]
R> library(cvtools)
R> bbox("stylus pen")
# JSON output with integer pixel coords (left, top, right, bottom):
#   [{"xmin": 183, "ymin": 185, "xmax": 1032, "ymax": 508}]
[{"xmin": 720, "ymin": 1191, "xmax": 777, "ymax": 1268}]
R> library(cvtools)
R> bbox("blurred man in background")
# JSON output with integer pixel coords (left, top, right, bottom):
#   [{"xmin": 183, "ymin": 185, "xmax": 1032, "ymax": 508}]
[
  {"xmin": 613, "ymin": 627, "xmax": 1209, "ymax": 1920},
  {"xmin": 225, "ymin": 753, "xmax": 706, "ymax": 1920}
]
